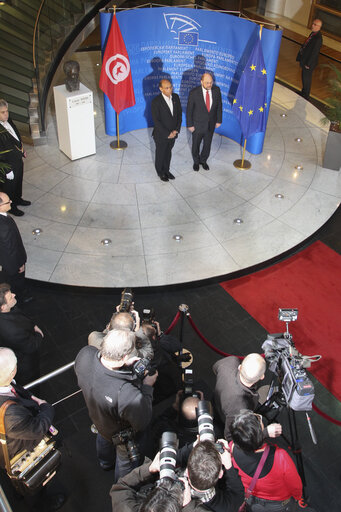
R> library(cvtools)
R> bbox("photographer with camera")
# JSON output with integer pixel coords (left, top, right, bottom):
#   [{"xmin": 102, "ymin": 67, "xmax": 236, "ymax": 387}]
[
  {"xmin": 110, "ymin": 432, "xmax": 208, "ymax": 512},
  {"xmin": 172, "ymin": 400, "xmax": 244, "ymax": 512},
  {"xmin": 213, "ymin": 354, "xmax": 281, "ymax": 441},
  {"xmin": 88, "ymin": 288, "xmax": 144, "ymax": 350},
  {"xmin": 75, "ymin": 329, "xmax": 158, "ymax": 481},
  {"xmin": 185, "ymin": 439, "xmax": 244, "ymax": 512},
  {"xmin": 137, "ymin": 320, "xmax": 182, "ymax": 403},
  {"xmin": 152, "ymin": 389, "xmax": 204, "ymax": 451},
  {"xmin": 229, "ymin": 410, "xmax": 317, "ymax": 512}
]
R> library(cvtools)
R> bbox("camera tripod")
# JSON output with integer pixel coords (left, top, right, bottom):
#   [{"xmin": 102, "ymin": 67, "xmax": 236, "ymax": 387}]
[{"xmin": 263, "ymin": 375, "xmax": 316, "ymax": 503}]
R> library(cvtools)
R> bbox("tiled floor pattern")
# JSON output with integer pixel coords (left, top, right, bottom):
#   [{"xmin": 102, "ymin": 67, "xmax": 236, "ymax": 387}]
[{"xmin": 17, "ymin": 52, "xmax": 341, "ymax": 287}]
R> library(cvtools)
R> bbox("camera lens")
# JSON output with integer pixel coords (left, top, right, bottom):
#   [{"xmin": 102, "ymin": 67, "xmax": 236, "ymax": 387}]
[
  {"xmin": 197, "ymin": 400, "xmax": 215, "ymax": 443},
  {"xmin": 159, "ymin": 432, "xmax": 178, "ymax": 481}
]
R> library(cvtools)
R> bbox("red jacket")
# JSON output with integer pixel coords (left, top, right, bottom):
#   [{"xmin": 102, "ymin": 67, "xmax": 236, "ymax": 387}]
[{"xmin": 231, "ymin": 444, "xmax": 302, "ymax": 501}]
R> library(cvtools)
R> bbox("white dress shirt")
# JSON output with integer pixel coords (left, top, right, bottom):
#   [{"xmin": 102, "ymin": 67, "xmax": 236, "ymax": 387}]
[
  {"xmin": 0, "ymin": 121, "xmax": 19, "ymax": 141},
  {"xmin": 162, "ymin": 93, "xmax": 173, "ymax": 115}
]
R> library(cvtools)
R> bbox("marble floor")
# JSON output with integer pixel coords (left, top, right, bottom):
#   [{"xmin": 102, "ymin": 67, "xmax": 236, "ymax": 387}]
[{"xmin": 17, "ymin": 53, "xmax": 341, "ymax": 287}]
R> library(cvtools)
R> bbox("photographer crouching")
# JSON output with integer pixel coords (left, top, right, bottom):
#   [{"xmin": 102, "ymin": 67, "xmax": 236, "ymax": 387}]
[
  {"xmin": 110, "ymin": 432, "xmax": 208, "ymax": 512},
  {"xmin": 75, "ymin": 329, "xmax": 158, "ymax": 481},
  {"xmin": 110, "ymin": 401, "xmax": 244, "ymax": 512}
]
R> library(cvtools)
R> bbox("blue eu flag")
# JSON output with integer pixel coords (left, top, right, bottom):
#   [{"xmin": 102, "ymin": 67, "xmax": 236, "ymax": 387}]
[
  {"xmin": 232, "ymin": 37, "xmax": 267, "ymax": 139},
  {"xmin": 179, "ymin": 32, "xmax": 198, "ymax": 46}
]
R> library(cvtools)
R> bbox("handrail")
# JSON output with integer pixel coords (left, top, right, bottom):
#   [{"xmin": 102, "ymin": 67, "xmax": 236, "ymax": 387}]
[
  {"xmin": 0, "ymin": 486, "xmax": 13, "ymax": 512},
  {"xmin": 24, "ymin": 361, "xmax": 75, "ymax": 390},
  {"xmin": 32, "ymin": 0, "xmax": 47, "ymax": 70}
]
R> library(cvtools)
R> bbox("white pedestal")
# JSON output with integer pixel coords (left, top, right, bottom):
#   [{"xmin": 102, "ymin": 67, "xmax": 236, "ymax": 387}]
[{"xmin": 53, "ymin": 83, "xmax": 96, "ymax": 160}]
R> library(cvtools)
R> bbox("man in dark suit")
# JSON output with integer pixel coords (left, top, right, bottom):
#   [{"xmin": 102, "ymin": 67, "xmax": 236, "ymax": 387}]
[
  {"xmin": 186, "ymin": 73, "xmax": 222, "ymax": 172},
  {"xmin": 0, "ymin": 192, "xmax": 29, "ymax": 300},
  {"xmin": 0, "ymin": 99, "xmax": 31, "ymax": 216},
  {"xmin": 0, "ymin": 283, "xmax": 43, "ymax": 384},
  {"xmin": 151, "ymin": 79, "xmax": 182, "ymax": 182},
  {"xmin": 296, "ymin": 19, "xmax": 323, "ymax": 100}
]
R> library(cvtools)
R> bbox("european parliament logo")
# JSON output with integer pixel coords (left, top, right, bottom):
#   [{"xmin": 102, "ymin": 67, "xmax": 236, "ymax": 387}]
[
  {"xmin": 163, "ymin": 13, "xmax": 215, "ymax": 45},
  {"xmin": 179, "ymin": 32, "xmax": 199, "ymax": 46}
]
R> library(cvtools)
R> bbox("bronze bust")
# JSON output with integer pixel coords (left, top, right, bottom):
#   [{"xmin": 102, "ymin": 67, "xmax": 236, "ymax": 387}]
[{"xmin": 64, "ymin": 60, "xmax": 80, "ymax": 92}]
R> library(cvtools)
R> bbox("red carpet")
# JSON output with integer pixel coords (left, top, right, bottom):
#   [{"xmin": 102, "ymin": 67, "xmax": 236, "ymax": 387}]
[{"xmin": 220, "ymin": 241, "xmax": 341, "ymax": 401}]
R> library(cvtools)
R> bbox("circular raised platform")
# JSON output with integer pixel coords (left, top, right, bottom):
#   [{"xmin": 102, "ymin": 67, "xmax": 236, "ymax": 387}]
[{"xmin": 18, "ymin": 56, "xmax": 340, "ymax": 287}]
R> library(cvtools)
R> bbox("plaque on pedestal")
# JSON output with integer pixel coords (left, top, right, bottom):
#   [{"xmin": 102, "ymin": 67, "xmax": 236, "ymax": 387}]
[{"xmin": 53, "ymin": 83, "xmax": 96, "ymax": 160}]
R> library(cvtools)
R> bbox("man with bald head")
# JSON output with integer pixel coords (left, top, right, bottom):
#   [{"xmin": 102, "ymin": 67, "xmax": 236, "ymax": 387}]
[
  {"xmin": 213, "ymin": 354, "xmax": 266, "ymax": 440},
  {"xmin": 296, "ymin": 19, "xmax": 323, "ymax": 100},
  {"xmin": 151, "ymin": 79, "xmax": 182, "ymax": 182},
  {"xmin": 186, "ymin": 72, "xmax": 222, "ymax": 171}
]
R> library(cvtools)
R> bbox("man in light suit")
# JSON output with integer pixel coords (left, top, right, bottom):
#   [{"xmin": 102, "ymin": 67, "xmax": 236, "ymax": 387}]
[
  {"xmin": 0, "ymin": 192, "xmax": 30, "ymax": 301},
  {"xmin": 0, "ymin": 99, "xmax": 31, "ymax": 216},
  {"xmin": 151, "ymin": 79, "xmax": 182, "ymax": 182},
  {"xmin": 296, "ymin": 19, "xmax": 323, "ymax": 100},
  {"xmin": 186, "ymin": 73, "xmax": 222, "ymax": 172}
]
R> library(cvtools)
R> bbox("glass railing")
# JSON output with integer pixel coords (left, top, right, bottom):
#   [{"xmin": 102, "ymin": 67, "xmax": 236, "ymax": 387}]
[{"xmin": 33, "ymin": 0, "xmax": 112, "ymax": 132}]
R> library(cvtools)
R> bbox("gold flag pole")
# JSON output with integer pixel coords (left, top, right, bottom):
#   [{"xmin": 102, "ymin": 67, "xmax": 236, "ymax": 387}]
[
  {"xmin": 110, "ymin": 5, "xmax": 127, "ymax": 150},
  {"xmin": 233, "ymin": 138, "xmax": 251, "ymax": 170},
  {"xmin": 234, "ymin": 24, "xmax": 263, "ymax": 171},
  {"xmin": 110, "ymin": 112, "xmax": 127, "ymax": 150}
]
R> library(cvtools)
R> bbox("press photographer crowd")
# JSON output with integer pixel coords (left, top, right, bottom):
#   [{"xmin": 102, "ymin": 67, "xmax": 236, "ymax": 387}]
[{"xmin": 0, "ymin": 285, "xmax": 320, "ymax": 512}]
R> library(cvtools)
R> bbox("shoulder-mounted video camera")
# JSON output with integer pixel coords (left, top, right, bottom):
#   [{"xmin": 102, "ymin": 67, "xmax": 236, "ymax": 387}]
[{"xmin": 262, "ymin": 309, "xmax": 317, "ymax": 411}]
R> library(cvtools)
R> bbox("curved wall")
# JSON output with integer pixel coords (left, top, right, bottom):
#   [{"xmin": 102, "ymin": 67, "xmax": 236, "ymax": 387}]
[{"xmin": 100, "ymin": 7, "xmax": 282, "ymax": 154}]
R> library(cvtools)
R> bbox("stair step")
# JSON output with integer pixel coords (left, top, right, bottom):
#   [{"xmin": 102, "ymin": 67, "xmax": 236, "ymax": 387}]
[
  {"xmin": 0, "ymin": 40, "xmax": 32, "ymax": 62},
  {"xmin": 0, "ymin": 51, "xmax": 34, "ymax": 72},
  {"xmin": 0, "ymin": 10, "xmax": 36, "ymax": 36},
  {"xmin": 0, "ymin": 84, "xmax": 30, "ymax": 102},
  {"xmin": 10, "ymin": 112, "xmax": 30, "ymax": 125},
  {"xmin": 1, "ymin": 30, "xmax": 35, "ymax": 54},
  {"xmin": 0, "ymin": 69, "xmax": 33, "ymax": 88},
  {"xmin": 0, "ymin": 76, "xmax": 32, "ymax": 94},
  {"xmin": 2, "ymin": 94, "xmax": 29, "ymax": 110},
  {"xmin": 0, "ymin": 58, "xmax": 34, "ymax": 79},
  {"xmin": 7, "ymin": 102, "xmax": 31, "ymax": 119},
  {"xmin": 0, "ymin": 23, "xmax": 34, "ymax": 46}
]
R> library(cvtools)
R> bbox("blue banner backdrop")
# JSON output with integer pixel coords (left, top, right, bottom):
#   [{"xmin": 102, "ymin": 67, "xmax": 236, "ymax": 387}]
[{"xmin": 100, "ymin": 8, "xmax": 282, "ymax": 154}]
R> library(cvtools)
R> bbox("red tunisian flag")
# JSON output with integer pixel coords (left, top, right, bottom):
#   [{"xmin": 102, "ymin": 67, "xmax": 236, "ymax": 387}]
[{"xmin": 99, "ymin": 15, "xmax": 135, "ymax": 114}]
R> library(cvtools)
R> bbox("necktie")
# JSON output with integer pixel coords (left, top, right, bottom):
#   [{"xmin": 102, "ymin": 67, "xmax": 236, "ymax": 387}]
[{"xmin": 206, "ymin": 90, "xmax": 210, "ymax": 112}]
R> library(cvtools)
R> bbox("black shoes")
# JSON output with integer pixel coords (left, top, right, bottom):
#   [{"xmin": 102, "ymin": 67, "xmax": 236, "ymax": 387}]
[
  {"xmin": 17, "ymin": 198, "xmax": 31, "ymax": 206},
  {"xmin": 160, "ymin": 175, "xmax": 169, "ymax": 182},
  {"xmin": 200, "ymin": 162, "xmax": 210, "ymax": 170},
  {"xmin": 10, "ymin": 206, "xmax": 24, "ymax": 216},
  {"xmin": 167, "ymin": 172, "xmax": 175, "ymax": 180},
  {"xmin": 193, "ymin": 163, "xmax": 199, "ymax": 171}
]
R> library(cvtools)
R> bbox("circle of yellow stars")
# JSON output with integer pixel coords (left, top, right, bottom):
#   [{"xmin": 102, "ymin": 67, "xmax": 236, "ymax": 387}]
[{"xmin": 233, "ymin": 63, "xmax": 267, "ymax": 116}]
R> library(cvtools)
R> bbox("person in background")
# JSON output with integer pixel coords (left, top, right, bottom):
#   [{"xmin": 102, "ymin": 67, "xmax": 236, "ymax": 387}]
[
  {"xmin": 296, "ymin": 19, "xmax": 323, "ymax": 100},
  {"xmin": 0, "ymin": 99, "xmax": 31, "ymax": 216}
]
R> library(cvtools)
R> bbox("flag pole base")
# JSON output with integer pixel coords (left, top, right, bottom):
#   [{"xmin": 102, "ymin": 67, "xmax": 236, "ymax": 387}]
[
  {"xmin": 233, "ymin": 159, "xmax": 251, "ymax": 170},
  {"xmin": 110, "ymin": 140, "xmax": 128, "ymax": 150}
]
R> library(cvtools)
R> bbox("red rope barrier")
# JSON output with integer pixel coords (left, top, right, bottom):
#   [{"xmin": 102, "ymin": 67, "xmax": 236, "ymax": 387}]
[
  {"xmin": 164, "ymin": 311, "xmax": 181, "ymax": 335},
  {"xmin": 312, "ymin": 403, "xmax": 341, "ymax": 426},
  {"xmin": 165, "ymin": 308, "xmax": 341, "ymax": 427},
  {"xmin": 187, "ymin": 314, "xmax": 243, "ymax": 359}
]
